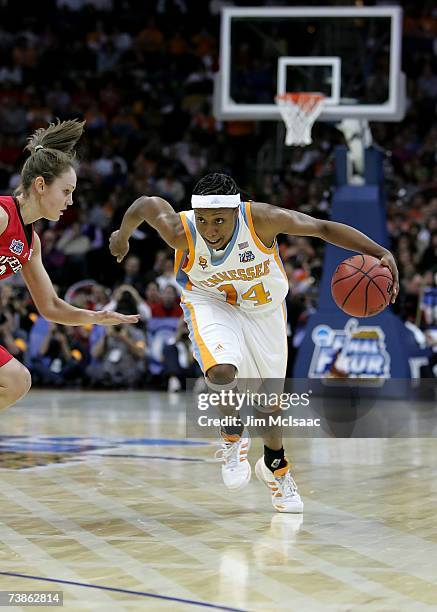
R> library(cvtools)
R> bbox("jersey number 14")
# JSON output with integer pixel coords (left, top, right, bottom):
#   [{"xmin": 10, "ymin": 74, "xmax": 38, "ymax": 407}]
[{"xmin": 217, "ymin": 282, "xmax": 272, "ymax": 307}]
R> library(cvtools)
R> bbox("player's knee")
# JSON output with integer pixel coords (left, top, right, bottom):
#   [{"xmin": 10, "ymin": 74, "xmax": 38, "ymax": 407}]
[
  {"xmin": 19, "ymin": 366, "xmax": 32, "ymax": 399},
  {"xmin": 1, "ymin": 362, "xmax": 32, "ymax": 405},
  {"xmin": 12, "ymin": 364, "xmax": 32, "ymax": 401},
  {"xmin": 206, "ymin": 364, "xmax": 237, "ymax": 386}
]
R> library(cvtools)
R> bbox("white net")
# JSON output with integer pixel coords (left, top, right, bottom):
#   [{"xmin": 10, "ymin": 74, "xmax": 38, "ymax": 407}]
[{"xmin": 275, "ymin": 93, "xmax": 325, "ymax": 146}]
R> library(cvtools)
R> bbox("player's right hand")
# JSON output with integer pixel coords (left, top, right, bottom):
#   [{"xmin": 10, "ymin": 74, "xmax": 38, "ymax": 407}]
[
  {"xmin": 379, "ymin": 251, "xmax": 399, "ymax": 303},
  {"xmin": 109, "ymin": 230, "xmax": 130, "ymax": 263},
  {"xmin": 93, "ymin": 310, "xmax": 139, "ymax": 325}
]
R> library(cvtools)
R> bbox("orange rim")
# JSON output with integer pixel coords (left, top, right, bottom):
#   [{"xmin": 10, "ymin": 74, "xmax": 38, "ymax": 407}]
[{"xmin": 275, "ymin": 92, "xmax": 325, "ymax": 105}]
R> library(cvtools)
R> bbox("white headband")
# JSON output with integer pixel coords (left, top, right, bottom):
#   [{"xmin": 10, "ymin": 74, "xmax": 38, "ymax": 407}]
[{"xmin": 191, "ymin": 194, "xmax": 241, "ymax": 209}]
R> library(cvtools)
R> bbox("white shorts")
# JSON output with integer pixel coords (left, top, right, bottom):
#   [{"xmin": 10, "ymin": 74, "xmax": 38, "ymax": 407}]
[{"xmin": 181, "ymin": 296, "xmax": 288, "ymax": 379}]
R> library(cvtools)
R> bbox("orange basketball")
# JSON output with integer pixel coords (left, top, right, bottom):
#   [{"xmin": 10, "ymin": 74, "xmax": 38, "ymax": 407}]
[{"xmin": 331, "ymin": 254, "xmax": 393, "ymax": 317}]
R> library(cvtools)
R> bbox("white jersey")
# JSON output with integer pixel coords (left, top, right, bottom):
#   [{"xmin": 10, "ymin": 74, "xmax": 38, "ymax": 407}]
[{"xmin": 175, "ymin": 201, "xmax": 288, "ymax": 313}]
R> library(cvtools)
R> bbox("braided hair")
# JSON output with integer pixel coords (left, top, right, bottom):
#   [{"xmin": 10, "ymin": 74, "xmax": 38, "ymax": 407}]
[{"xmin": 192, "ymin": 173, "xmax": 239, "ymax": 196}]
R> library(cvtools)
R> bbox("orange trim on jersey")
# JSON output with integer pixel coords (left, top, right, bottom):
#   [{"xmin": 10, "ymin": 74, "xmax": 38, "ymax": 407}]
[
  {"xmin": 184, "ymin": 300, "xmax": 217, "ymax": 372},
  {"xmin": 281, "ymin": 301, "xmax": 289, "ymax": 372},
  {"xmin": 244, "ymin": 201, "xmax": 276, "ymax": 254},
  {"xmin": 281, "ymin": 301, "xmax": 287, "ymax": 323},
  {"xmin": 174, "ymin": 249, "xmax": 193, "ymax": 290},
  {"xmin": 179, "ymin": 212, "xmax": 195, "ymax": 272},
  {"xmin": 174, "ymin": 249, "xmax": 184, "ymax": 276},
  {"xmin": 274, "ymin": 246, "xmax": 288, "ymax": 282}
]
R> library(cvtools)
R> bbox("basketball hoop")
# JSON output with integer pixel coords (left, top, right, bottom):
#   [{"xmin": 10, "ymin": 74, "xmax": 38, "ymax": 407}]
[{"xmin": 275, "ymin": 93, "xmax": 325, "ymax": 146}]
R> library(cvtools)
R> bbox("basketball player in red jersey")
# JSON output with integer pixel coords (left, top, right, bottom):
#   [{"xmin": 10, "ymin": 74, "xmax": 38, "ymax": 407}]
[
  {"xmin": 0, "ymin": 119, "xmax": 139, "ymax": 411},
  {"xmin": 110, "ymin": 173, "xmax": 398, "ymax": 513}
]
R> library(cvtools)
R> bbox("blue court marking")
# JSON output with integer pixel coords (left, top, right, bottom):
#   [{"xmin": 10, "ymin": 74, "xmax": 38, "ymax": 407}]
[
  {"xmin": 0, "ymin": 572, "xmax": 248, "ymax": 612},
  {"xmin": 86, "ymin": 453, "xmax": 208, "ymax": 462},
  {"xmin": 0, "ymin": 434, "xmax": 26, "ymax": 439},
  {"xmin": 120, "ymin": 438, "xmax": 210, "ymax": 446},
  {"xmin": 0, "ymin": 436, "xmax": 210, "ymax": 445},
  {"xmin": 0, "ymin": 437, "xmax": 212, "ymax": 454},
  {"xmin": 44, "ymin": 436, "xmax": 100, "ymax": 442},
  {"xmin": 0, "ymin": 443, "xmax": 100, "ymax": 453}
]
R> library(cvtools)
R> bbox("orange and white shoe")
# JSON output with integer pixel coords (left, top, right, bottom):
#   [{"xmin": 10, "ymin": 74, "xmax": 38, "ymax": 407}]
[
  {"xmin": 255, "ymin": 457, "xmax": 303, "ymax": 513},
  {"xmin": 215, "ymin": 430, "xmax": 251, "ymax": 491}
]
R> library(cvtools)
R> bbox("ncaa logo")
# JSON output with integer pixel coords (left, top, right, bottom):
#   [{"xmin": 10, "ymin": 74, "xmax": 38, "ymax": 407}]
[
  {"xmin": 311, "ymin": 325, "xmax": 333, "ymax": 347},
  {"xmin": 309, "ymin": 319, "xmax": 391, "ymax": 380},
  {"xmin": 9, "ymin": 239, "xmax": 24, "ymax": 256},
  {"xmin": 239, "ymin": 250, "xmax": 255, "ymax": 263}
]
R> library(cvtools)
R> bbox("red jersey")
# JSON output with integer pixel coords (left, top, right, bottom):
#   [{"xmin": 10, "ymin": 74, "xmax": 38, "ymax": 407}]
[
  {"xmin": 0, "ymin": 196, "xmax": 34, "ymax": 280},
  {"xmin": 150, "ymin": 301, "xmax": 183, "ymax": 318}
]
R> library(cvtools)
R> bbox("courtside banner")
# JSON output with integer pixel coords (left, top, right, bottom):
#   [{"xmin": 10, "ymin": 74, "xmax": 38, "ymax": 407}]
[{"xmin": 184, "ymin": 378, "xmax": 436, "ymax": 438}]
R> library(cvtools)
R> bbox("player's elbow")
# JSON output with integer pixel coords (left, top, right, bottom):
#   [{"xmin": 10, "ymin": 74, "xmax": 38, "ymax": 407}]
[
  {"xmin": 130, "ymin": 196, "xmax": 150, "ymax": 221},
  {"xmin": 314, "ymin": 219, "xmax": 332, "ymax": 239},
  {"xmin": 159, "ymin": 220, "xmax": 187, "ymax": 250},
  {"xmin": 37, "ymin": 296, "xmax": 63, "ymax": 322}
]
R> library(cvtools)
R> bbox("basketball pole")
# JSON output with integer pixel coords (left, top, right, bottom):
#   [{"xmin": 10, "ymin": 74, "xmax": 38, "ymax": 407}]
[{"xmin": 275, "ymin": 121, "xmax": 284, "ymax": 173}]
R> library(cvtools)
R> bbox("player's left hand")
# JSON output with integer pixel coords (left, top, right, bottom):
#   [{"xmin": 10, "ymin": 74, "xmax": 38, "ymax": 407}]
[
  {"xmin": 109, "ymin": 230, "xmax": 130, "ymax": 263},
  {"xmin": 380, "ymin": 252, "xmax": 399, "ymax": 303},
  {"xmin": 93, "ymin": 310, "xmax": 140, "ymax": 325}
]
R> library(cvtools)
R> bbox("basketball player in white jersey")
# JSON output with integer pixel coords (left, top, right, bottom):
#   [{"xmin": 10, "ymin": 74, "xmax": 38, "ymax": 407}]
[{"xmin": 109, "ymin": 173, "xmax": 398, "ymax": 513}]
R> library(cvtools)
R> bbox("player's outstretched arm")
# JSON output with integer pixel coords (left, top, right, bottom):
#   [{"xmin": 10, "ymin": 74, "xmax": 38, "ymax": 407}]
[
  {"xmin": 109, "ymin": 195, "xmax": 188, "ymax": 263},
  {"xmin": 21, "ymin": 234, "xmax": 140, "ymax": 326},
  {"xmin": 253, "ymin": 202, "xmax": 399, "ymax": 302}
]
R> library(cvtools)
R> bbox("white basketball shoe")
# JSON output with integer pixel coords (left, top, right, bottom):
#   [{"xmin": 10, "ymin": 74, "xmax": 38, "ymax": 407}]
[
  {"xmin": 255, "ymin": 457, "xmax": 303, "ymax": 513},
  {"xmin": 215, "ymin": 430, "xmax": 251, "ymax": 491}
]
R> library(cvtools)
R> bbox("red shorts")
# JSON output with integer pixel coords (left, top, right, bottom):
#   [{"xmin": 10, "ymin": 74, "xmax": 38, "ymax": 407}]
[{"xmin": 0, "ymin": 345, "xmax": 13, "ymax": 367}]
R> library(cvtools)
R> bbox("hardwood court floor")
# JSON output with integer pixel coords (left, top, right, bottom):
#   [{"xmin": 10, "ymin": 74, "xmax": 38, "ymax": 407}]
[{"xmin": 0, "ymin": 390, "xmax": 436, "ymax": 611}]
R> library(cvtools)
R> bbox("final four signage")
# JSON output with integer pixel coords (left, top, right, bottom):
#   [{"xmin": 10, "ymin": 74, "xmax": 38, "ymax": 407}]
[{"xmin": 309, "ymin": 319, "xmax": 391, "ymax": 379}]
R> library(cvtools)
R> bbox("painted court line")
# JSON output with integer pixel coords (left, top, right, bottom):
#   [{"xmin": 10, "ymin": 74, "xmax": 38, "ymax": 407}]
[
  {"xmin": 0, "ymin": 476, "xmax": 198, "ymax": 602},
  {"xmin": 39, "ymin": 470, "xmax": 283, "ymax": 610},
  {"xmin": 105, "ymin": 462, "xmax": 428, "ymax": 610},
  {"xmin": 0, "ymin": 572, "xmax": 247, "ymax": 611}
]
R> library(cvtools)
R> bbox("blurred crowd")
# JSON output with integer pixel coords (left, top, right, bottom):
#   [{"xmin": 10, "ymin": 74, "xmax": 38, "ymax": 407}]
[
  {"xmin": 0, "ymin": 0, "xmax": 435, "ymax": 386},
  {"xmin": 0, "ymin": 275, "xmax": 203, "ymax": 391}
]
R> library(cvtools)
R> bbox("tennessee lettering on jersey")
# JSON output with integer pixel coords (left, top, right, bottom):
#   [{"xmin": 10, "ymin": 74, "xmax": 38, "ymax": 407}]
[
  {"xmin": 197, "ymin": 258, "xmax": 271, "ymax": 287},
  {"xmin": 0, "ymin": 196, "xmax": 34, "ymax": 280},
  {"xmin": 174, "ymin": 201, "xmax": 288, "ymax": 313}
]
